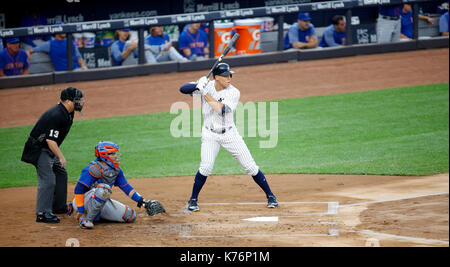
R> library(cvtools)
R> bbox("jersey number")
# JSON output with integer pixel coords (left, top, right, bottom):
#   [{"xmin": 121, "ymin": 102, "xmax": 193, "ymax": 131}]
[{"xmin": 49, "ymin": 129, "xmax": 59, "ymax": 138}]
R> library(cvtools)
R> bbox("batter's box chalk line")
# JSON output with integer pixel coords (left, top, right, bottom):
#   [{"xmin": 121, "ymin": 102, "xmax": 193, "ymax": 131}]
[
  {"xmin": 178, "ymin": 201, "xmax": 340, "ymax": 238},
  {"xmin": 199, "ymin": 201, "xmax": 339, "ymax": 216}
]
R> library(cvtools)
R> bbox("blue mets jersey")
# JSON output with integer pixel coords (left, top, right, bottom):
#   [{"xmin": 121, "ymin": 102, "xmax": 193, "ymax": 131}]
[
  {"xmin": 0, "ymin": 48, "xmax": 29, "ymax": 76},
  {"xmin": 178, "ymin": 29, "xmax": 209, "ymax": 58},
  {"xmin": 284, "ymin": 22, "xmax": 316, "ymax": 49}
]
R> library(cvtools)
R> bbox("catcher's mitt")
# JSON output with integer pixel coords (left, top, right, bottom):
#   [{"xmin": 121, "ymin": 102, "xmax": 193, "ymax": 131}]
[{"xmin": 138, "ymin": 199, "xmax": 166, "ymax": 216}]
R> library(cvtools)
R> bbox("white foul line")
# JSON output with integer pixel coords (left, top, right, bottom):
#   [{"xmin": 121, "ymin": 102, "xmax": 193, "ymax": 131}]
[{"xmin": 339, "ymin": 192, "xmax": 449, "ymax": 207}]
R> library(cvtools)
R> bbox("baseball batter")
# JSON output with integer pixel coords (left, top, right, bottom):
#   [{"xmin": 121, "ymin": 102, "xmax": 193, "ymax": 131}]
[{"xmin": 180, "ymin": 63, "xmax": 278, "ymax": 211}]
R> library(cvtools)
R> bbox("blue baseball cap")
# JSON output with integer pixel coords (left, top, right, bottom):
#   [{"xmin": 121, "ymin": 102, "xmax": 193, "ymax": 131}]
[
  {"xmin": 120, "ymin": 28, "xmax": 131, "ymax": 31},
  {"xmin": 6, "ymin": 37, "xmax": 20, "ymax": 44},
  {"xmin": 298, "ymin": 12, "xmax": 312, "ymax": 21}
]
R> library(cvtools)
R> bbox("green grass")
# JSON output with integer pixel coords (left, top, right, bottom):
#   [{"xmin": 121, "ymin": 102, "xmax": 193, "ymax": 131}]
[{"xmin": 0, "ymin": 83, "xmax": 448, "ymax": 188}]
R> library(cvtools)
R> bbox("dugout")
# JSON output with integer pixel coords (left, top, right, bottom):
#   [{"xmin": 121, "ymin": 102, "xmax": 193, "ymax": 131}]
[{"xmin": 0, "ymin": 0, "xmax": 448, "ymax": 89}]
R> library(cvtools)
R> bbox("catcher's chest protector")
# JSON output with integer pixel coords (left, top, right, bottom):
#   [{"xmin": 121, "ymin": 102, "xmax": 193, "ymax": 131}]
[{"xmin": 89, "ymin": 160, "xmax": 120, "ymax": 187}]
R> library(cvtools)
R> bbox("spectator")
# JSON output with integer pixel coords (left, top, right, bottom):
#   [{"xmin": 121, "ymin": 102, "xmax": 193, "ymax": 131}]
[
  {"xmin": 401, "ymin": 4, "xmax": 434, "ymax": 40},
  {"xmin": 0, "ymin": 38, "xmax": 30, "ymax": 76},
  {"xmin": 284, "ymin": 12, "xmax": 318, "ymax": 50},
  {"xmin": 26, "ymin": 23, "xmax": 88, "ymax": 72},
  {"xmin": 0, "ymin": 38, "xmax": 3, "ymax": 50},
  {"xmin": 319, "ymin": 15, "xmax": 346, "ymax": 48},
  {"xmin": 110, "ymin": 29, "xmax": 139, "ymax": 66},
  {"xmin": 20, "ymin": 9, "xmax": 51, "ymax": 48},
  {"xmin": 377, "ymin": 5, "xmax": 403, "ymax": 43},
  {"xmin": 178, "ymin": 23, "xmax": 209, "ymax": 60},
  {"xmin": 145, "ymin": 26, "xmax": 187, "ymax": 62},
  {"xmin": 439, "ymin": 11, "xmax": 449, "ymax": 36}
]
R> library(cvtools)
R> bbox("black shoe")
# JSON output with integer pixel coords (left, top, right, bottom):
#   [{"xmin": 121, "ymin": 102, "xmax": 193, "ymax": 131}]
[
  {"xmin": 267, "ymin": 195, "xmax": 278, "ymax": 208},
  {"xmin": 187, "ymin": 199, "xmax": 200, "ymax": 212},
  {"xmin": 36, "ymin": 212, "xmax": 60, "ymax": 223}
]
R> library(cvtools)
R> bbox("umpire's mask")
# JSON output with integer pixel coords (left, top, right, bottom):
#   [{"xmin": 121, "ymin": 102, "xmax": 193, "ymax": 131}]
[{"xmin": 61, "ymin": 87, "xmax": 85, "ymax": 112}]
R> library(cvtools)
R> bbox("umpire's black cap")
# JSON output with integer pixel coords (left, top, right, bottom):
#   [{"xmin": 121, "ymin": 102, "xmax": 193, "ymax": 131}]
[{"xmin": 213, "ymin": 63, "xmax": 234, "ymax": 78}]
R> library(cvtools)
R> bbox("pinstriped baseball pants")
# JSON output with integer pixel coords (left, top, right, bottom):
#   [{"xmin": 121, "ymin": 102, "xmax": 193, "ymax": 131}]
[{"xmin": 198, "ymin": 126, "xmax": 259, "ymax": 177}]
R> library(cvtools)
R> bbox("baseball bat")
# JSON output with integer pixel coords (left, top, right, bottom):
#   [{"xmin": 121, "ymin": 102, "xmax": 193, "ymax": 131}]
[{"xmin": 206, "ymin": 33, "xmax": 240, "ymax": 79}]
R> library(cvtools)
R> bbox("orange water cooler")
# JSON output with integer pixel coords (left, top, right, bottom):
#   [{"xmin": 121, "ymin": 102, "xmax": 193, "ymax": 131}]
[
  {"xmin": 234, "ymin": 19, "xmax": 263, "ymax": 55},
  {"xmin": 214, "ymin": 22, "xmax": 235, "ymax": 58}
]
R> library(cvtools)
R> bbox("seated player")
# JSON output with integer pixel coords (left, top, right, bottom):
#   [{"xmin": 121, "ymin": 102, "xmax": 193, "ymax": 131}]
[
  {"xmin": 0, "ymin": 38, "xmax": 29, "ymax": 76},
  {"xmin": 69, "ymin": 141, "xmax": 162, "ymax": 229},
  {"xmin": 319, "ymin": 15, "xmax": 346, "ymax": 48},
  {"xmin": 178, "ymin": 23, "xmax": 209, "ymax": 60},
  {"xmin": 284, "ymin": 12, "xmax": 318, "ymax": 50},
  {"xmin": 145, "ymin": 26, "xmax": 187, "ymax": 62}
]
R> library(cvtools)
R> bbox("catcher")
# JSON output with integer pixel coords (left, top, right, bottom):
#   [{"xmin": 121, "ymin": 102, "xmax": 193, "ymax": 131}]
[{"xmin": 68, "ymin": 141, "xmax": 165, "ymax": 229}]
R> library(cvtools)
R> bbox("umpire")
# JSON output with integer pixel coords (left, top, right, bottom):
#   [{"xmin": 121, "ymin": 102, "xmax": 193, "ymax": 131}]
[{"xmin": 21, "ymin": 87, "xmax": 85, "ymax": 223}]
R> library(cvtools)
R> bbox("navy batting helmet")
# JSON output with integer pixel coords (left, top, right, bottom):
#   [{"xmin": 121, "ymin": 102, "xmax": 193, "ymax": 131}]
[{"xmin": 212, "ymin": 63, "xmax": 234, "ymax": 78}]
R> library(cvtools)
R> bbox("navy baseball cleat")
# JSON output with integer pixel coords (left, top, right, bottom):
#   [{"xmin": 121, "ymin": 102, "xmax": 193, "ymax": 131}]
[
  {"xmin": 267, "ymin": 195, "xmax": 278, "ymax": 208},
  {"xmin": 187, "ymin": 198, "xmax": 200, "ymax": 212}
]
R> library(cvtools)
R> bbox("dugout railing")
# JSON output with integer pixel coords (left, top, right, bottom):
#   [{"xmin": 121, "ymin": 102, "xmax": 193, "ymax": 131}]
[{"xmin": 0, "ymin": 0, "xmax": 448, "ymax": 88}]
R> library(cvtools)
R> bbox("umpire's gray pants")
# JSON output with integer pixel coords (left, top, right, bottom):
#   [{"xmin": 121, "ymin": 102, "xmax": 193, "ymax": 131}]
[{"xmin": 35, "ymin": 149, "xmax": 68, "ymax": 215}]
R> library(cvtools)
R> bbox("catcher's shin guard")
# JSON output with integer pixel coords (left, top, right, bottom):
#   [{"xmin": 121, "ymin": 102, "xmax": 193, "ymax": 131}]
[
  {"xmin": 85, "ymin": 183, "xmax": 112, "ymax": 221},
  {"xmin": 122, "ymin": 205, "xmax": 137, "ymax": 223}
]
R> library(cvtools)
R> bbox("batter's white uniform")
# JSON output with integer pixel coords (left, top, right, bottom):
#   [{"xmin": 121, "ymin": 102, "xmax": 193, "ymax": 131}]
[{"xmin": 194, "ymin": 80, "xmax": 259, "ymax": 177}]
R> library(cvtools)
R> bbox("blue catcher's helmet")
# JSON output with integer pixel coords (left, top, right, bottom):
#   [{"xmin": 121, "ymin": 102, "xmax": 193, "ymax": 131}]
[{"xmin": 95, "ymin": 141, "xmax": 121, "ymax": 169}]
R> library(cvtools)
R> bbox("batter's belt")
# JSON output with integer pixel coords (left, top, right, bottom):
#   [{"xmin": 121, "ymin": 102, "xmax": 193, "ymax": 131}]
[{"xmin": 205, "ymin": 126, "xmax": 233, "ymax": 134}]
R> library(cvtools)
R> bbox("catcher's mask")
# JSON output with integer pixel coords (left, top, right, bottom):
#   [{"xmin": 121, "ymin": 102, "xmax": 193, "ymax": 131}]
[
  {"xmin": 60, "ymin": 87, "xmax": 85, "ymax": 112},
  {"xmin": 213, "ymin": 63, "xmax": 234, "ymax": 78},
  {"xmin": 95, "ymin": 141, "xmax": 121, "ymax": 169}
]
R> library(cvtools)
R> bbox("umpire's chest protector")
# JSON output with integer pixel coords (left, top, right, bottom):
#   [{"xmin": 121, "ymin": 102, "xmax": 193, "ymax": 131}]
[{"xmin": 88, "ymin": 160, "xmax": 120, "ymax": 187}]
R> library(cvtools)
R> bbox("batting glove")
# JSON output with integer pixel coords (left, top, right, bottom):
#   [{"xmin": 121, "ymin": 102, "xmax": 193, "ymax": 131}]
[{"xmin": 196, "ymin": 76, "xmax": 209, "ymax": 95}]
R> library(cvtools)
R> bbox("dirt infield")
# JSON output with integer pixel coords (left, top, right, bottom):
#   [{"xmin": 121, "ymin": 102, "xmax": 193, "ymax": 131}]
[
  {"xmin": 0, "ymin": 173, "xmax": 448, "ymax": 247},
  {"xmin": 0, "ymin": 48, "xmax": 448, "ymax": 247}
]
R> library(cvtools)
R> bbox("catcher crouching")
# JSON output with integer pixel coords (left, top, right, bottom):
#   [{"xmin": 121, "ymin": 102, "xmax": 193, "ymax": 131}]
[{"xmin": 68, "ymin": 141, "xmax": 165, "ymax": 229}]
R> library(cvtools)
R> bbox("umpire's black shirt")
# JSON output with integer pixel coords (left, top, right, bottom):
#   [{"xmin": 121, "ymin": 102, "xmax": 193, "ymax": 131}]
[{"xmin": 30, "ymin": 103, "xmax": 74, "ymax": 150}]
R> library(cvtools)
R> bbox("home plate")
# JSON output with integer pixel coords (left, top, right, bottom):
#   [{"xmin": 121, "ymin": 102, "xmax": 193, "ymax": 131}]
[{"xmin": 242, "ymin": 216, "xmax": 279, "ymax": 222}]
